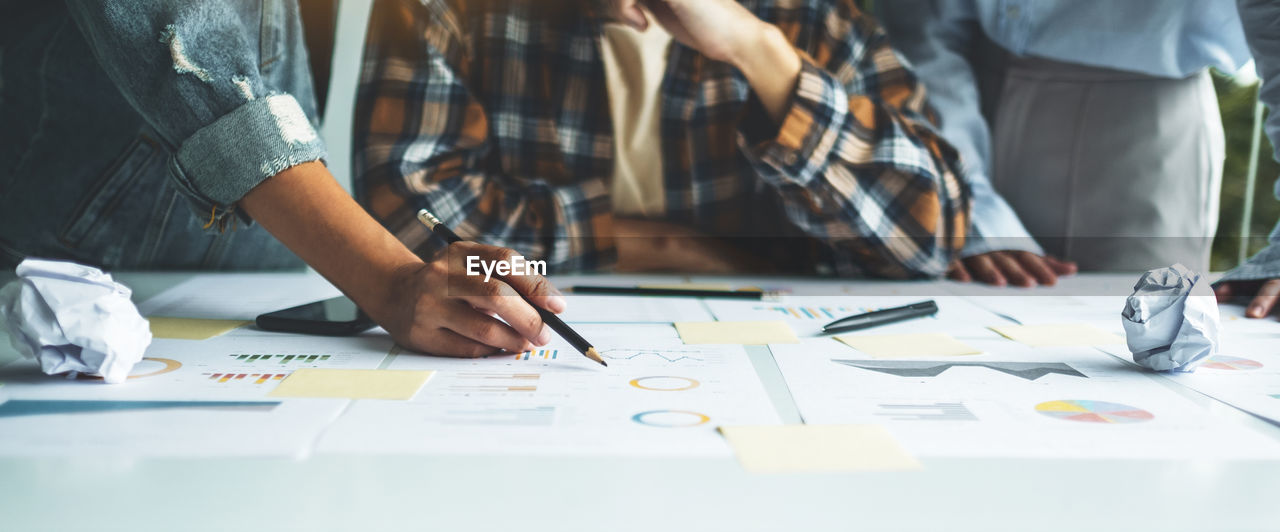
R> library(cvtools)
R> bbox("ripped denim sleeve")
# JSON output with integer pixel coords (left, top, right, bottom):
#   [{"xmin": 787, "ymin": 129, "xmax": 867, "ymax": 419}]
[{"xmin": 65, "ymin": 0, "xmax": 325, "ymax": 228}]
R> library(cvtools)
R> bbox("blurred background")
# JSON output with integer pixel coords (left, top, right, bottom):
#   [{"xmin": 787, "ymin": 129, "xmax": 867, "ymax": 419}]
[
  {"xmin": 1213, "ymin": 70, "xmax": 1277, "ymax": 272},
  {"xmin": 319, "ymin": 0, "xmax": 1277, "ymax": 273}
]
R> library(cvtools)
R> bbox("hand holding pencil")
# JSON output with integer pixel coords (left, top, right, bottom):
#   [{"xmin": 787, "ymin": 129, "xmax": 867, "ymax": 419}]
[{"xmin": 417, "ymin": 209, "xmax": 606, "ymax": 366}]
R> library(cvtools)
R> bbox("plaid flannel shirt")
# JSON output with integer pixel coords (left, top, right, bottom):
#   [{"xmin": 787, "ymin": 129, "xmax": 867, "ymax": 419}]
[{"xmin": 355, "ymin": 0, "xmax": 970, "ymax": 278}]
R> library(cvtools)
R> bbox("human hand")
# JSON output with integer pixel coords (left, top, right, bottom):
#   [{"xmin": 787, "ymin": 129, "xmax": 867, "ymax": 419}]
[
  {"xmin": 948, "ymin": 251, "xmax": 1077, "ymax": 287},
  {"xmin": 609, "ymin": 0, "xmax": 764, "ymax": 64},
  {"xmin": 1214, "ymin": 279, "xmax": 1280, "ymax": 319},
  {"xmin": 367, "ymin": 242, "xmax": 566, "ymax": 357}
]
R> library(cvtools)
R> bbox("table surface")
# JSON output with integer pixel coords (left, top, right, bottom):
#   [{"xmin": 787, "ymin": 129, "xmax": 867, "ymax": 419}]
[{"xmin": 2, "ymin": 272, "xmax": 1279, "ymax": 532}]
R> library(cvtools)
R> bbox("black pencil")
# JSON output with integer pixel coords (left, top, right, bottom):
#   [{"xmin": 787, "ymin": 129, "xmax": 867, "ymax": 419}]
[
  {"xmin": 570, "ymin": 285, "xmax": 766, "ymax": 299},
  {"xmin": 416, "ymin": 209, "xmax": 606, "ymax": 366}
]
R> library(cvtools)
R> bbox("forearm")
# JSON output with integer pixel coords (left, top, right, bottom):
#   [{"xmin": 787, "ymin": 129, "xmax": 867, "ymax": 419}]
[
  {"xmin": 239, "ymin": 161, "xmax": 420, "ymax": 312},
  {"xmin": 730, "ymin": 23, "xmax": 802, "ymax": 123}
]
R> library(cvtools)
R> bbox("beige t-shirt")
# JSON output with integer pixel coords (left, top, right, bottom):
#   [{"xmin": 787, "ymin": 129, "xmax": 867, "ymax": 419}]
[{"xmin": 599, "ymin": 22, "xmax": 673, "ymax": 217}]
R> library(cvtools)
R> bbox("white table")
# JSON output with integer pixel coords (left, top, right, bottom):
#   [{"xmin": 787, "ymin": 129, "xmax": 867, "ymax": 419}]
[{"xmin": 2, "ymin": 272, "xmax": 1278, "ymax": 532}]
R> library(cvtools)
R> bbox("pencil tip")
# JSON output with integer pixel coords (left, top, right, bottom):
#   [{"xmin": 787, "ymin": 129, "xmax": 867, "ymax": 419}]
[{"xmin": 585, "ymin": 347, "xmax": 606, "ymax": 367}]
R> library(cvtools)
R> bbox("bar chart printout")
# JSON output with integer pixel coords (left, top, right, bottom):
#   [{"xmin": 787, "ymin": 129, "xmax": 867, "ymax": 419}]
[{"xmin": 875, "ymin": 402, "xmax": 978, "ymax": 421}]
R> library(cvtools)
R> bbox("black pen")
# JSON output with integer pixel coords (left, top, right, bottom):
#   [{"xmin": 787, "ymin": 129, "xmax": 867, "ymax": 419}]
[
  {"xmin": 822, "ymin": 300, "xmax": 938, "ymax": 334},
  {"xmin": 570, "ymin": 285, "xmax": 768, "ymax": 300},
  {"xmin": 416, "ymin": 209, "xmax": 606, "ymax": 367}
]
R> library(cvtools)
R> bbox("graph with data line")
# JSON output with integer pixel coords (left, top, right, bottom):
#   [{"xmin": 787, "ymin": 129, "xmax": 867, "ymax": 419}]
[
  {"xmin": 833, "ymin": 360, "xmax": 1086, "ymax": 381},
  {"xmin": 601, "ymin": 348, "xmax": 714, "ymax": 364}
]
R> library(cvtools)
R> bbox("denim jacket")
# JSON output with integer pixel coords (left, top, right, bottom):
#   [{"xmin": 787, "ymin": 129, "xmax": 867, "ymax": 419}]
[{"xmin": 0, "ymin": 0, "xmax": 322, "ymax": 269}]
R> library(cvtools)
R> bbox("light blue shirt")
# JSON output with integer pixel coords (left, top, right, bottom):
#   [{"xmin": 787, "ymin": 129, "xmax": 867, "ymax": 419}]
[{"xmin": 880, "ymin": 0, "xmax": 1251, "ymax": 257}]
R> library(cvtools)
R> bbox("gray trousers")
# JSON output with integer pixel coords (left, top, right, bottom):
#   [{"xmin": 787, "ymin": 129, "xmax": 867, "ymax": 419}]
[{"xmin": 987, "ymin": 55, "xmax": 1224, "ymax": 272}]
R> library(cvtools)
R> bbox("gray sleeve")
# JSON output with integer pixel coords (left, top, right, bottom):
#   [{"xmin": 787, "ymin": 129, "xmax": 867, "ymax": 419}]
[
  {"xmin": 64, "ymin": 0, "xmax": 326, "ymax": 224},
  {"xmin": 1222, "ymin": 0, "xmax": 1280, "ymax": 282}
]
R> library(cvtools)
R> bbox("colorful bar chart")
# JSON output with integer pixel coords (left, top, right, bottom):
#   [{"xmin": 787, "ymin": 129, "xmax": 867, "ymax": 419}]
[
  {"xmin": 227, "ymin": 354, "xmax": 333, "ymax": 364},
  {"xmin": 517, "ymin": 350, "xmax": 558, "ymax": 361},
  {"xmin": 203, "ymin": 373, "xmax": 288, "ymax": 385},
  {"xmin": 754, "ymin": 305, "xmax": 856, "ymax": 320},
  {"xmin": 448, "ymin": 372, "xmax": 540, "ymax": 393}
]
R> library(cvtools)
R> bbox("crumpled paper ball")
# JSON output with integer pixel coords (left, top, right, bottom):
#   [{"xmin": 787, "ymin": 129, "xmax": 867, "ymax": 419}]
[
  {"xmin": 1120, "ymin": 264, "xmax": 1219, "ymax": 372},
  {"xmin": 0, "ymin": 258, "xmax": 152, "ymax": 383}
]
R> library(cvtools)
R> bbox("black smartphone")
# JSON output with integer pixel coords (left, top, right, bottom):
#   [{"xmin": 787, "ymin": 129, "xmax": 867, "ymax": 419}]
[{"xmin": 256, "ymin": 296, "xmax": 376, "ymax": 336}]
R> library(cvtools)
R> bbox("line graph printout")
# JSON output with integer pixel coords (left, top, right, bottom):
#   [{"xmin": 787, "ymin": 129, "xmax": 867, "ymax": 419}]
[
  {"xmin": 771, "ymin": 338, "xmax": 1280, "ymax": 460},
  {"xmin": 706, "ymin": 296, "xmax": 1009, "ymax": 337},
  {"xmin": 0, "ymin": 335, "xmax": 393, "ymax": 401},
  {"xmin": 317, "ymin": 338, "xmax": 779, "ymax": 456}
]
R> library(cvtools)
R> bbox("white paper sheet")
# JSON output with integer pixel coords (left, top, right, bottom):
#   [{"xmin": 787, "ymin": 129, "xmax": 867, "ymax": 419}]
[
  {"xmin": 317, "ymin": 326, "xmax": 779, "ymax": 456},
  {"xmin": 771, "ymin": 337, "xmax": 1280, "ymax": 460},
  {"xmin": 555, "ymin": 295, "xmax": 712, "ymax": 324},
  {"xmin": 138, "ymin": 272, "xmax": 341, "ymax": 320},
  {"xmin": 1159, "ymin": 337, "xmax": 1280, "ymax": 426},
  {"xmin": 706, "ymin": 295, "xmax": 1009, "ymax": 337},
  {"xmin": 0, "ymin": 395, "xmax": 346, "ymax": 458}
]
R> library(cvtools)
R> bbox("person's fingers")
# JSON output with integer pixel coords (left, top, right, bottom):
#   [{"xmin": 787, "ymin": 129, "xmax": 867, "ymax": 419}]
[
  {"xmin": 497, "ymin": 262, "xmax": 566, "ymax": 313},
  {"xmin": 1014, "ymin": 251, "xmax": 1058, "ymax": 286},
  {"xmin": 462, "ymin": 280, "xmax": 551, "ymax": 346},
  {"xmin": 1246, "ymin": 279, "xmax": 1280, "ymax": 318},
  {"xmin": 947, "ymin": 259, "xmax": 972, "ymax": 283},
  {"xmin": 991, "ymin": 252, "xmax": 1034, "ymax": 287},
  {"xmin": 413, "ymin": 328, "xmax": 504, "ymax": 359},
  {"xmin": 1213, "ymin": 282, "xmax": 1233, "ymax": 303},
  {"xmin": 444, "ymin": 300, "xmax": 534, "ymax": 353},
  {"xmin": 456, "ymin": 243, "xmax": 564, "ymax": 310},
  {"xmin": 965, "ymin": 254, "xmax": 1006, "ymax": 286},
  {"xmin": 617, "ymin": 0, "xmax": 649, "ymax": 28},
  {"xmin": 1043, "ymin": 255, "xmax": 1078, "ymax": 276}
]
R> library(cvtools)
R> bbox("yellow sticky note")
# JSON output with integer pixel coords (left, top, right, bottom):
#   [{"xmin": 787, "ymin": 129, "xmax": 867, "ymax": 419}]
[
  {"xmin": 674, "ymin": 321, "xmax": 799, "ymax": 345},
  {"xmin": 268, "ymin": 369, "xmax": 435, "ymax": 400},
  {"xmin": 835, "ymin": 333, "xmax": 981, "ymax": 359},
  {"xmin": 719, "ymin": 425, "xmax": 922, "ymax": 474},
  {"xmin": 989, "ymin": 323, "xmax": 1125, "ymax": 347},
  {"xmin": 148, "ymin": 317, "xmax": 250, "ymax": 340}
]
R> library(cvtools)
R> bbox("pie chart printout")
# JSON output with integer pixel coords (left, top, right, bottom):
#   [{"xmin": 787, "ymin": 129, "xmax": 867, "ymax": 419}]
[
  {"xmin": 1200, "ymin": 356, "xmax": 1263, "ymax": 371},
  {"xmin": 1035, "ymin": 400, "xmax": 1154, "ymax": 424}
]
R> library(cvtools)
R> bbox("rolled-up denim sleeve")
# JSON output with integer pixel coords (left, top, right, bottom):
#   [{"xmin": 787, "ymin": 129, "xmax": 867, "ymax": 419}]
[{"xmin": 65, "ymin": 0, "xmax": 325, "ymax": 224}]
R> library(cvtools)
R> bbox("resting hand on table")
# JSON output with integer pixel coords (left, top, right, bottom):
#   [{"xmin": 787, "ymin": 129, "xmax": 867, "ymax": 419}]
[
  {"xmin": 1214, "ymin": 279, "xmax": 1280, "ymax": 319},
  {"xmin": 948, "ymin": 251, "xmax": 1078, "ymax": 287}
]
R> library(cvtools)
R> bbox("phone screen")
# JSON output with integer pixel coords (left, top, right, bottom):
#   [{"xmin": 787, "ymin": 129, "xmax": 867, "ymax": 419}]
[
  {"xmin": 256, "ymin": 297, "xmax": 375, "ymax": 336},
  {"xmin": 271, "ymin": 297, "xmax": 362, "ymax": 322}
]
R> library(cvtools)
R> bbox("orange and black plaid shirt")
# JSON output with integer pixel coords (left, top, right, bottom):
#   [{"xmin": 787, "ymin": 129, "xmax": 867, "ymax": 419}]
[{"xmin": 355, "ymin": 0, "xmax": 969, "ymax": 278}]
